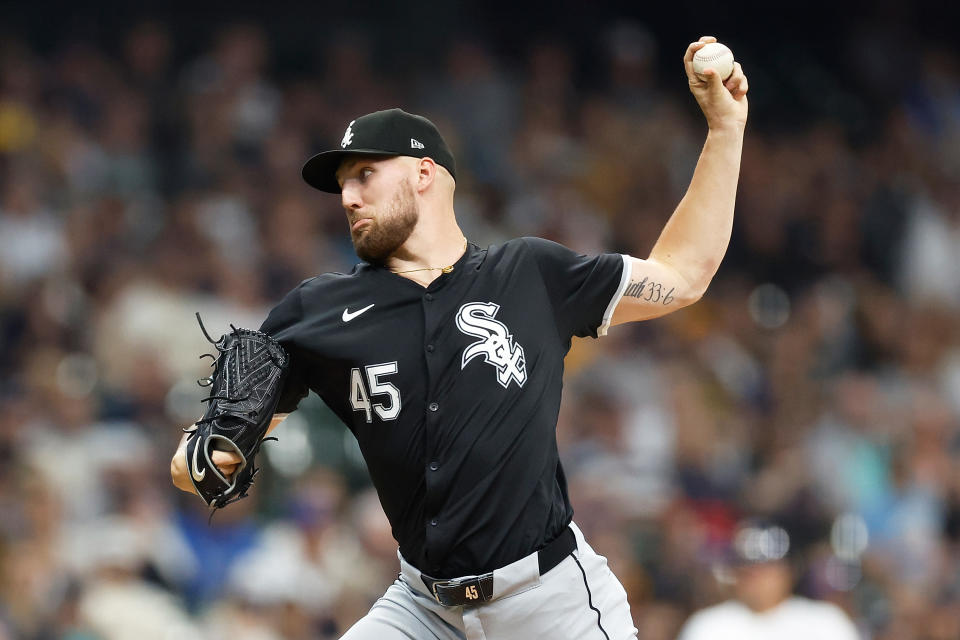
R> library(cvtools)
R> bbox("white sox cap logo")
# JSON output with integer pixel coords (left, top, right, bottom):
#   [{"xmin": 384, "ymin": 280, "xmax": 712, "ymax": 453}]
[
  {"xmin": 341, "ymin": 120, "xmax": 356, "ymax": 148},
  {"xmin": 456, "ymin": 302, "xmax": 527, "ymax": 388}
]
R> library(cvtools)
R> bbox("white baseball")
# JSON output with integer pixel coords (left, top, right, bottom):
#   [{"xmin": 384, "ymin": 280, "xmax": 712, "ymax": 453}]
[{"xmin": 693, "ymin": 42, "xmax": 734, "ymax": 81}]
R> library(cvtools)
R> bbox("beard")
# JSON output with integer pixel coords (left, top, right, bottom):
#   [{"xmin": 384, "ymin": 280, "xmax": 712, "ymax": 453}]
[{"xmin": 350, "ymin": 179, "xmax": 419, "ymax": 264}]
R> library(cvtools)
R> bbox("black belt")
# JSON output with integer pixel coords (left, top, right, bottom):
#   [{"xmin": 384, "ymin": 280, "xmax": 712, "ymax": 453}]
[{"xmin": 420, "ymin": 526, "xmax": 577, "ymax": 607}]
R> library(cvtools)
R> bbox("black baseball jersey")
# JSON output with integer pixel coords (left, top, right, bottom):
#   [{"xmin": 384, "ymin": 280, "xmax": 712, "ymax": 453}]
[{"xmin": 260, "ymin": 237, "xmax": 629, "ymax": 578}]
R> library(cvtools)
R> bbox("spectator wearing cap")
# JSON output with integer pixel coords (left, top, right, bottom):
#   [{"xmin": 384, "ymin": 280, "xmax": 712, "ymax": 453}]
[{"xmin": 676, "ymin": 520, "xmax": 861, "ymax": 640}]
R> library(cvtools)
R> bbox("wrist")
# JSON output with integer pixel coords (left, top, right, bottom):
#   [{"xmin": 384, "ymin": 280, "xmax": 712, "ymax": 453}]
[{"xmin": 707, "ymin": 120, "xmax": 746, "ymax": 137}]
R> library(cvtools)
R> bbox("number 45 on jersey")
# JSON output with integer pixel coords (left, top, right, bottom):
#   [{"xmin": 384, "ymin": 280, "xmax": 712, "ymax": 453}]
[{"xmin": 350, "ymin": 362, "xmax": 401, "ymax": 422}]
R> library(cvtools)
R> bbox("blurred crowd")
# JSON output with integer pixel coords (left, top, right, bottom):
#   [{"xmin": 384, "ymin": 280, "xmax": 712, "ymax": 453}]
[{"xmin": 1, "ymin": 15, "xmax": 959, "ymax": 640}]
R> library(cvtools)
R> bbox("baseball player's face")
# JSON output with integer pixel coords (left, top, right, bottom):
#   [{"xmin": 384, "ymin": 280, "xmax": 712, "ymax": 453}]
[
  {"xmin": 338, "ymin": 156, "xmax": 420, "ymax": 263},
  {"xmin": 733, "ymin": 561, "xmax": 792, "ymax": 612}
]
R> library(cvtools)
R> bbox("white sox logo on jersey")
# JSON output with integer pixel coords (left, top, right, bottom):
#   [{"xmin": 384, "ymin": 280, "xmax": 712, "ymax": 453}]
[
  {"xmin": 456, "ymin": 302, "xmax": 527, "ymax": 389},
  {"xmin": 341, "ymin": 120, "xmax": 355, "ymax": 148}
]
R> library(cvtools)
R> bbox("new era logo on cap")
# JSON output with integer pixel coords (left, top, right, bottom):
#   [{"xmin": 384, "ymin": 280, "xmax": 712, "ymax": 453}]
[{"xmin": 301, "ymin": 108, "xmax": 457, "ymax": 193}]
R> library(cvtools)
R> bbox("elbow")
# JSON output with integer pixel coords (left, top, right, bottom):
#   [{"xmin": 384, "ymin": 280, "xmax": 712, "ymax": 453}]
[
  {"xmin": 691, "ymin": 277, "xmax": 713, "ymax": 302},
  {"xmin": 658, "ymin": 255, "xmax": 719, "ymax": 309},
  {"xmin": 678, "ymin": 274, "xmax": 715, "ymax": 308},
  {"xmin": 676, "ymin": 287, "xmax": 706, "ymax": 309},
  {"xmin": 685, "ymin": 288, "xmax": 707, "ymax": 307},
  {"xmin": 681, "ymin": 262, "xmax": 720, "ymax": 306}
]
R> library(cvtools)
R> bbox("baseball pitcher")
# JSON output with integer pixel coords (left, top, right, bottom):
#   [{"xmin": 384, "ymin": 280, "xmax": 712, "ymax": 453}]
[{"xmin": 171, "ymin": 36, "xmax": 748, "ymax": 639}]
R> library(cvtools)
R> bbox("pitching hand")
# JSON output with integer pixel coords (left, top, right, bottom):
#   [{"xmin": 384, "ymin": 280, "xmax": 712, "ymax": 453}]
[
  {"xmin": 170, "ymin": 426, "xmax": 243, "ymax": 494},
  {"xmin": 210, "ymin": 449, "xmax": 242, "ymax": 478},
  {"xmin": 685, "ymin": 36, "xmax": 748, "ymax": 131}
]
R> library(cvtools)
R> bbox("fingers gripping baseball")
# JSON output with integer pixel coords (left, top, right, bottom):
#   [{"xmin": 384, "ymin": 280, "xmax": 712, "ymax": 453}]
[
  {"xmin": 684, "ymin": 37, "xmax": 748, "ymax": 130},
  {"xmin": 724, "ymin": 63, "xmax": 748, "ymax": 98},
  {"xmin": 683, "ymin": 36, "xmax": 718, "ymax": 80}
]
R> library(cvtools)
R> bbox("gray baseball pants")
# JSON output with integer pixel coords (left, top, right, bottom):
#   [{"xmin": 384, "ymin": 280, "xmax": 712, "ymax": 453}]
[{"xmin": 340, "ymin": 522, "xmax": 638, "ymax": 640}]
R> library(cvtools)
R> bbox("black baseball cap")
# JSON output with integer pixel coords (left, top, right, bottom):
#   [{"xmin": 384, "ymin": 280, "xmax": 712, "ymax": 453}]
[{"xmin": 301, "ymin": 108, "xmax": 457, "ymax": 193}]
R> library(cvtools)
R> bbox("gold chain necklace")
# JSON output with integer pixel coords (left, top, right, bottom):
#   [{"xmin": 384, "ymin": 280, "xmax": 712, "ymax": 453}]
[{"xmin": 390, "ymin": 238, "xmax": 468, "ymax": 275}]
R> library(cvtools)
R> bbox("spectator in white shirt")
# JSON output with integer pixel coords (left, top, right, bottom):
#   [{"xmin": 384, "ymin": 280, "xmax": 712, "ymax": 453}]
[{"xmin": 677, "ymin": 520, "xmax": 861, "ymax": 640}]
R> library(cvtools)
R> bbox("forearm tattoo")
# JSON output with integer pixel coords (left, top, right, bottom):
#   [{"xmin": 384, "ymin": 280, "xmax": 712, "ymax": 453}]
[{"xmin": 623, "ymin": 276, "xmax": 675, "ymax": 305}]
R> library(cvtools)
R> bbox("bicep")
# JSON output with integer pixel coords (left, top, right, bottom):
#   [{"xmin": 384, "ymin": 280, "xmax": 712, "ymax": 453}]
[{"xmin": 610, "ymin": 256, "xmax": 702, "ymax": 326}]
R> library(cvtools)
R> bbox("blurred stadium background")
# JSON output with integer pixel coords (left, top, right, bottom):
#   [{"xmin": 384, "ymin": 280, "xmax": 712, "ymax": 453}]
[{"xmin": 1, "ymin": 1, "xmax": 959, "ymax": 638}]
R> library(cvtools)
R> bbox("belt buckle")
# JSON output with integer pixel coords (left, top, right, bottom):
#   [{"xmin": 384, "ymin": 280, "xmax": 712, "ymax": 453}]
[
  {"xmin": 430, "ymin": 575, "xmax": 477, "ymax": 606},
  {"xmin": 429, "ymin": 579, "xmax": 446, "ymax": 604}
]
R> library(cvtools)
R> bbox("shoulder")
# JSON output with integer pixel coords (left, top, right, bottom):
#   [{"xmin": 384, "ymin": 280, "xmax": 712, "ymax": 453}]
[
  {"xmin": 482, "ymin": 236, "xmax": 565, "ymax": 254},
  {"xmin": 483, "ymin": 236, "xmax": 578, "ymax": 266},
  {"xmin": 782, "ymin": 596, "xmax": 839, "ymax": 614},
  {"xmin": 261, "ymin": 265, "xmax": 368, "ymax": 334},
  {"xmin": 679, "ymin": 601, "xmax": 750, "ymax": 640},
  {"xmin": 465, "ymin": 238, "xmax": 542, "ymax": 272},
  {"xmin": 281, "ymin": 263, "xmax": 373, "ymax": 303},
  {"xmin": 482, "ymin": 237, "xmax": 535, "ymax": 258},
  {"xmin": 296, "ymin": 270, "xmax": 354, "ymax": 295},
  {"xmin": 782, "ymin": 597, "xmax": 857, "ymax": 629},
  {"xmin": 683, "ymin": 601, "xmax": 750, "ymax": 627},
  {"xmin": 301, "ymin": 262, "xmax": 372, "ymax": 290},
  {"xmin": 687, "ymin": 600, "xmax": 750, "ymax": 623},
  {"xmin": 515, "ymin": 236, "xmax": 567, "ymax": 255}
]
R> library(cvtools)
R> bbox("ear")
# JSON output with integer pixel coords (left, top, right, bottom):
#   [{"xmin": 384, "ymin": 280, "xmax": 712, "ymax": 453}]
[{"xmin": 415, "ymin": 157, "xmax": 437, "ymax": 194}]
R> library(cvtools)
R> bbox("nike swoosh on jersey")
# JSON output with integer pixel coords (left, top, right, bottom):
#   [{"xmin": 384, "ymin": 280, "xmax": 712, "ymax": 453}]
[
  {"xmin": 342, "ymin": 303, "xmax": 375, "ymax": 322},
  {"xmin": 191, "ymin": 440, "xmax": 205, "ymax": 482}
]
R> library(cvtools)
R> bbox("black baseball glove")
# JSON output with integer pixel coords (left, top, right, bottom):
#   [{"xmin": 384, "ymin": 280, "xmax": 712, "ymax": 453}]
[{"xmin": 184, "ymin": 313, "xmax": 289, "ymax": 511}]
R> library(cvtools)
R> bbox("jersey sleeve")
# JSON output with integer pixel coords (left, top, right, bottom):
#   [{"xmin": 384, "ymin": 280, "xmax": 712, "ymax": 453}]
[
  {"xmin": 260, "ymin": 281, "xmax": 312, "ymax": 414},
  {"xmin": 521, "ymin": 237, "xmax": 631, "ymax": 340}
]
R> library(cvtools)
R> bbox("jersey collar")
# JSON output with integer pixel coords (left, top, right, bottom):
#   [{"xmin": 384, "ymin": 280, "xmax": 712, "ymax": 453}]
[{"xmin": 372, "ymin": 241, "xmax": 484, "ymax": 292}]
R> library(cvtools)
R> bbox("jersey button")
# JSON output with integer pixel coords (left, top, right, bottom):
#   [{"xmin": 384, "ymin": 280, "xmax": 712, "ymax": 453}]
[
  {"xmin": 425, "ymin": 293, "xmax": 434, "ymax": 301},
  {"xmin": 429, "ymin": 462, "xmax": 439, "ymax": 471},
  {"xmin": 428, "ymin": 402, "xmax": 439, "ymax": 412},
  {"xmin": 430, "ymin": 519, "xmax": 438, "ymax": 526},
  {"xmin": 426, "ymin": 344, "xmax": 435, "ymax": 353}
]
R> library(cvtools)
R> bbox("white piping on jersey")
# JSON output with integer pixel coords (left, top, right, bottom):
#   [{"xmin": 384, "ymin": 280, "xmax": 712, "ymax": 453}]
[{"xmin": 598, "ymin": 255, "xmax": 632, "ymax": 337}]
